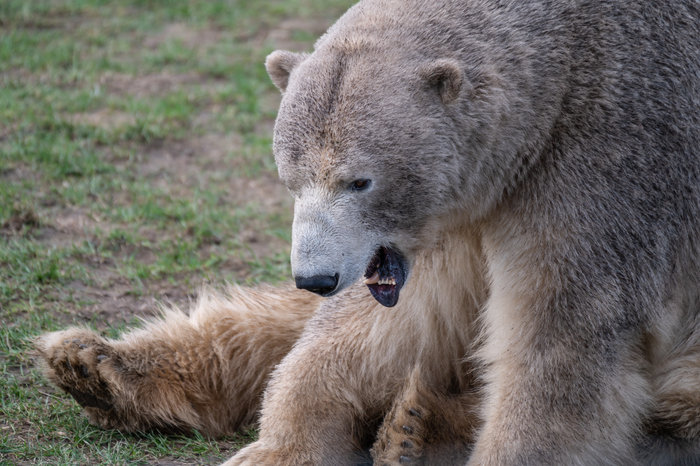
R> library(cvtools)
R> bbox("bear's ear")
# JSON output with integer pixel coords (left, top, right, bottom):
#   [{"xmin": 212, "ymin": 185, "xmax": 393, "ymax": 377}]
[
  {"xmin": 266, "ymin": 51, "xmax": 308, "ymax": 93},
  {"xmin": 419, "ymin": 59, "xmax": 464, "ymax": 104}
]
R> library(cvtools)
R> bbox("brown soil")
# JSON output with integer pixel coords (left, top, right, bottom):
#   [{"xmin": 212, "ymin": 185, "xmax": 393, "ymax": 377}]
[
  {"xmin": 68, "ymin": 109, "xmax": 136, "ymax": 129},
  {"xmin": 144, "ymin": 22, "xmax": 223, "ymax": 51},
  {"xmin": 100, "ymin": 70, "xmax": 213, "ymax": 98},
  {"xmin": 266, "ymin": 17, "xmax": 335, "ymax": 51}
]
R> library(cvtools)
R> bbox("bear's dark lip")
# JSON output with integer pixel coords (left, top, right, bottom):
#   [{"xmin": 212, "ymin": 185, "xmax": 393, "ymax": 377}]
[{"xmin": 363, "ymin": 246, "xmax": 406, "ymax": 307}]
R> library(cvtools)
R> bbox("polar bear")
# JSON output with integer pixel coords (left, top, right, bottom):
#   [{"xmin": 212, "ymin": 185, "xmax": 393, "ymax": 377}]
[{"xmin": 38, "ymin": 0, "xmax": 700, "ymax": 465}]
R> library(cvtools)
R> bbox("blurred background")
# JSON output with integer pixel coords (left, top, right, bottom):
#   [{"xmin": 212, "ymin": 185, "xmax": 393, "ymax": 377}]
[{"xmin": 0, "ymin": 0, "xmax": 354, "ymax": 463}]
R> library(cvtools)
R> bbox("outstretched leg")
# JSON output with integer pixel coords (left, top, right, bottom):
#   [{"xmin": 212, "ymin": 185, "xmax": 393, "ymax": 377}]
[
  {"xmin": 36, "ymin": 284, "xmax": 321, "ymax": 436},
  {"xmin": 371, "ymin": 366, "xmax": 480, "ymax": 466}
]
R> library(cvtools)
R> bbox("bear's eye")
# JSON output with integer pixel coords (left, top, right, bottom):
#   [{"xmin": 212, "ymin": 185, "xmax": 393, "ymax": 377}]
[{"xmin": 350, "ymin": 179, "xmax": 371, "ymax": 191}]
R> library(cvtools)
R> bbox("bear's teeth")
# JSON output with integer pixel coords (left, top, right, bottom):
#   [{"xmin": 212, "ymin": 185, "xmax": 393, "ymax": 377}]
[
  {"xmin": 364, "ymin": 273, "xmax": 396, "ymax": 286},
  {"xmin": 364, "ymin": 271, "xmax": 380, "ymax": 285}
]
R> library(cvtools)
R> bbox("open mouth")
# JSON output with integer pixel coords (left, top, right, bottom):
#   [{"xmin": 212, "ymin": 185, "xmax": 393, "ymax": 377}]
[{"xmin": 363, "ymin": 246, "xmax": 406, "ymax": 307}]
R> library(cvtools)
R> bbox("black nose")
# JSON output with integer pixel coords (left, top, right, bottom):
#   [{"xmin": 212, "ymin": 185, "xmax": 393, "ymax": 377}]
[{"xmin": 295, "ymin": 274, "xmax": 339, "ymax": 295}]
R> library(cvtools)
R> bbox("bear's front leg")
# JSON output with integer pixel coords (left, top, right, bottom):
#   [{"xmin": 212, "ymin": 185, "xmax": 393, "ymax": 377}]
[
  {"xmin": 469, "ymin": 237, "xmax": 652, "ymax": 466},
  {"xmin": 223, "ymin": 307, "xmax": 380, "ymax": 465},
  {"xmin": 223, "ymin": 334, "xmax": 376, "ymax": 466},
  {"xmin": 222, "ymin": 284, "xmax": 464, "ymax": 466},
  {"xmin": 225, "ymin": 338, "xmax": 377, "ymax": 466}
]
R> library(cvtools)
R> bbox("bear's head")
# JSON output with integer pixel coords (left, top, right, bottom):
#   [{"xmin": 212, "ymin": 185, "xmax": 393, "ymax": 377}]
[{"xmin": 265, "ymin": 7, "xmax": 544, "ymax": 307}]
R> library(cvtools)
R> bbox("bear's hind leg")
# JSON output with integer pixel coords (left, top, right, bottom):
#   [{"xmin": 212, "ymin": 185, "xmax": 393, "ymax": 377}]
[
  {"xmin": 371, "ymin": 367, "xmax": 480, "ymax": 466},
  {"xmin": 36, "ymin": 284, "xmax": 320, "ymax": 436}
]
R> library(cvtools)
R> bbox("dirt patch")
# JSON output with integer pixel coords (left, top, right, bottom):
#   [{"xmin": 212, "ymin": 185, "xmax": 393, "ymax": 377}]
[
  {"xmin": 0, "ymin": 163, "xmax": 40, "ymax": 185},
  {"xmin": 53, "ymin": 208, "xmax": 96, "ymax": 232},
  {"xmin": 266, "ymin": 18, "xmax": 334, "ymax": 52},
  {"xmin": 100, "ymin": 71, "xmax": 210, "ymax": 98},
  {"xmin": 68, "ymin": 108, "xmax": 136, "ymax": 130},
  {"xmin": 34, "ymin": 208, "xmax": 100, "ymax": 248},
  {"xmin": 140, "ymin": 133, "xmax": 242, "ymax": 178},
  {"xmin": 0, "ymin": 122, "xmax": 19, "ymax": 142},
  {"xmin": 1, "ymin": 209, "xmax": 40, "ymax": 234},
  {"xmin": 144, "ymin": 22, "xmax": 222, "ymax": 51}
]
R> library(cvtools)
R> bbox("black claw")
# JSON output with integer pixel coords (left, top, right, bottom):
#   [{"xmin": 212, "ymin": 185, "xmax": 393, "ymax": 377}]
[
  {"xmin": 79, "ymin": 344, "xmax": 87, "ymax": 349},
  {"xmin": 72, "ymin": 339, "xmax": 81, "ymax": 344},
  {"xmin": 80, "ymin": 365, "xmax": 89, "ymax": 378},
  {"xmin": 97, "ymin": 355, "xmax": 108, "ymax": 361},
  {"xmin": 402, "ymin": 440, "xmax": 413, "ymax": 449},
  {"xmin": 63, "ymin": 340, "xmax": 70, "ymax": 344},
  {"xmin": 408, "ymin": 408, "xmax": 421, "ymax": 418},
  {"xmin": 402, "ymin": 425, "xmax": 413, "ymax": 434},
  {"xmin": 400, "ymin": 456, "xmax": 411, "ymax": 464}
]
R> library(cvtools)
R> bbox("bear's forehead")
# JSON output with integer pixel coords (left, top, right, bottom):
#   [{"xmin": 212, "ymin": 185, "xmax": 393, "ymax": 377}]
[{"xmin": 274, "ymin": 54, "xmax": 411, "ymax": 175}]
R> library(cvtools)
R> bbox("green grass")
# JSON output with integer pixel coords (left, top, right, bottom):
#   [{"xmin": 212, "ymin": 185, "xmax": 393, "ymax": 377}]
[{"xmin": 0, "ymin": 0, "xmax": 356, "ymax": 463}]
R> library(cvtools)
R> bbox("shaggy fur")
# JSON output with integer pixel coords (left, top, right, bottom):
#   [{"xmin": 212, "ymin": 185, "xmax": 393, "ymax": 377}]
[
  {"xmin": 37, "ymin": 0, "xmax": 700, "ymax": 465},
  {"xmin": 37, "ymin": 285, "xmax": 320, "ymax": 436}
]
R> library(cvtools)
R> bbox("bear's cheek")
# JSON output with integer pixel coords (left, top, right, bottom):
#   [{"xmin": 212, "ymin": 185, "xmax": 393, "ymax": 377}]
[{"xmin": 361, "ymin": 186, "xmax": 430, "ymax": 233}]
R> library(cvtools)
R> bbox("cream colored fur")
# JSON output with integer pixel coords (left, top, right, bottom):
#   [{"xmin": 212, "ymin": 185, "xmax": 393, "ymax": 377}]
[{"xmin": 37, "ymin": 284, "xmax": 320, "ymax": 436}]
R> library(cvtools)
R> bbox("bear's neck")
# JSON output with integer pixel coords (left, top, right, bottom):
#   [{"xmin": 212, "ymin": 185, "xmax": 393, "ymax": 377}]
[{"xmin": 398, "ymin": 225, "xmax": 488, "ymax": 351}]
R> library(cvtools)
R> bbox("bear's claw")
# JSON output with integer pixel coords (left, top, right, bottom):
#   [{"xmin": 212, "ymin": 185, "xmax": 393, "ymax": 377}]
[{"xmin": 372, "ymin": 402, "xmax": 427, "ymax": 466}]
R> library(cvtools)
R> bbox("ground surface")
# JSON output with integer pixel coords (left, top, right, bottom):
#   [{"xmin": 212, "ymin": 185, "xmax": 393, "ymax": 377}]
[{"xmin": 0, "ymin": 1, "xmax": 355, "ymax": 464}]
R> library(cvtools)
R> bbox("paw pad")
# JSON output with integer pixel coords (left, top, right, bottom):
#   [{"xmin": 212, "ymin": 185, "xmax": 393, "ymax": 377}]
[{"xmin": 68, "ymin": 387, "xmax": 114, "ymax": 411}]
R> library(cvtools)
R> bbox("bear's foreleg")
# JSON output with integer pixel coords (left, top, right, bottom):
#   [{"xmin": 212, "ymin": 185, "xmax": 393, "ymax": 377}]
[
  {"xmin": 36, "ymin": 284, "xmax": 320, "ymax": 436},
  {"xmin": 470, "ymin": 237, "xmax": 653, "ymax": 466},
  {"xmin": 223, "ymin": 285, "xmax": 464, "ymax": 466}
]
